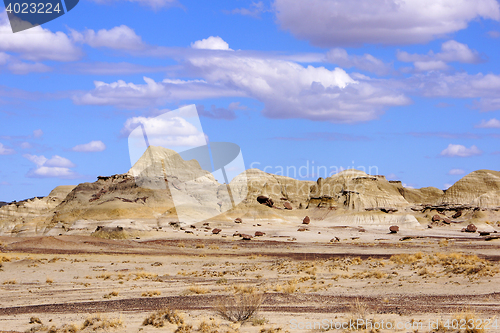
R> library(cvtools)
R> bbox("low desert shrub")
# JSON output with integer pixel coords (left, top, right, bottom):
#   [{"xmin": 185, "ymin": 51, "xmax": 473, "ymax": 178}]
[
  {"xmin": 81, "ymin": 314, "xmax": 122, "ymax": 330},
  {"xmin": 215, "ymin": 293, "xmax": 264, "ymax": 323},
  {"xmin": 143, "ymin": 308, "xmax": 184, "ymax": 327}
]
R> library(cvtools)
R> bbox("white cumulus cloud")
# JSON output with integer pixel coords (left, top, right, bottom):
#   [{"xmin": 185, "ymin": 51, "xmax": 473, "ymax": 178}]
[
  {"xmin": 72, "ymin": 141, "xmax": 106, "ymax": 152},
  {"xmin": 475, "ymin": 118, "xmax": 500, "ymax": 128},
  {"xmin": 274, "ymin": 0, "xmax": 500, "ymax": 46},
  {"xmin": 397, "ymin": 40, "xmax": 483, "ymax": 71},
  {"xmin": 0, "ymin": 11, "xmax": 81, "ymax": 61},
  {"xmin": 70, "ymin": 25, "xmax": 145, "ymax": 50},
  {"xmin": 123, "ymin": 116, "xmax": 206, "ymax": 147},
  {"xmin": 191, "ymin": 36, "xmax": 232, "ymax": 50},
  {"xmin": 24, "ymin": 154, "xmax": 78, "ymax": 178},
  {"xmin": 440, "ymin": 144, "xmax": 482, "ymax": 157}
]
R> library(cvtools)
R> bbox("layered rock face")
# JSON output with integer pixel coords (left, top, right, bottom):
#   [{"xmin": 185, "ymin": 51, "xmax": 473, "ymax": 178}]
[
  {"xmin": 0, "ymin": 146, "xmax": 498, "ymax": 235},
  {"xmin": 440, "ymin": 170, "xmax": 500, "ymax": 206}
]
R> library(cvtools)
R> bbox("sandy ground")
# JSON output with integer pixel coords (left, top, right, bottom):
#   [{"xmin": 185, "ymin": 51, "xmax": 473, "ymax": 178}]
[{"xmin": 1, "ymin": 223, "xmax": 500, "ymax": 333}]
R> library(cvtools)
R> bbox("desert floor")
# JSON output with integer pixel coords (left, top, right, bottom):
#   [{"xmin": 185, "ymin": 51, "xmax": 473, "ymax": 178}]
[{"xmin": 0, "ymin": 225, "xmax": 499, "ymax": 333}]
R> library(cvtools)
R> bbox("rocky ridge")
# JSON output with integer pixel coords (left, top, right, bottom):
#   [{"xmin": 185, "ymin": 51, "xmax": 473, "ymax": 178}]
[{"xmin": 0, "ymin": 146, "xmax": 498, "ymax": 236}]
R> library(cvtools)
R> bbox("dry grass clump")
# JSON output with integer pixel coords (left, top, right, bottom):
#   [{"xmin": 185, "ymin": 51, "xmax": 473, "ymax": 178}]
[
  {"xmin": 275, "ymin": 279, "xmax": 298, "ymax": 294},
  {"xmin": 427, "ymin": 253, "xmax": 498, "ymax": 278},
  {"xmin": 215, "ymin": 293, "xmax": 264, "ymax": 323},
  {"xmin": 196, "ymin": 243, "xmax": 205, "ymax": 249},
  {"xmin": 46, "ymin": 278, "xmax": 54, "ymax": 284},
  {"xmin": 103, "ymin": 290, "xmax": 119, "ymax": 299},
  {"xmin": 142, "ymin": 290, "xmax": 161, "ymax": 297},
  {"xmin": 3, "ymin": 279, "xmax": 16, "ymax": 284},
  {"xmin": 81, "ymin": 314, "xmax": 123, "ymax": 330},
  {"xmin": 390, "ymin": 252, "xmax": 423, "ymax": 265},
  {"xmin": 186, "ymin": 285, "xmax": 210, "ymax": 294},
  {"xmin": 143, "ymin": 308, "xmax": 184, "ymax": 327},
  {"xmin": 91, "ymin": 229, "xmax": 129, "ymax": 240}
]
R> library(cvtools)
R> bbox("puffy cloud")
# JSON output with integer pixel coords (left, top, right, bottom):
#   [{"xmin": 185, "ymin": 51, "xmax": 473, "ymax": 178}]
[
  {"xmin": 72, "ymin": 140, "xmax": 106, "ymax": 152},
  {"xmin": 70, "ymin": 25, "xmax": 145, "ymax": 51},
  {"xmin": 475, "ymin": 118, "xmax": 500, "ymax": 128},
  {"xmin": 325, "ymin": 48, "xmax": 392, "ymax": 75},
  {"xmin": 0, "ymin": 143, "xmax": 15, "ymax": 155},
  {"xmin": 448, "ymin": 168, "xmax": 466, "ymax": 175},
  {"xmin": 440, "ymin": 144, "xmax": 482, "ymax": 157},
  {"xmin": 73, "ymin": 77, "xmax": 243, "ymax": 109},
  {"xmin": 185, "ymin": 54, "xmax": 409, "ymax": 122},
  {"xmin": 274, "ymin": 0, "xmax": 500, "ymax": 46},
  {"xmin": 123, "ymin": 116, "xmax": 206, "ymax": 146},
  {"xmin": 0, "ymin": 12, "xmax": 81, "ymax": 61},
  {"xmin": 75, "ymin": 50, "xmax": 410, "ymax": 122},
  {"xmin": 191, "ymin": 36, "xmax": 232, "ymax": 50},
  {"xmin": 23, "ymin": 154, "xmax": 78, "ymax": 178},
  {"xmin": 397, "ymin": 40, "xmax": 483, "ymax": 71}
]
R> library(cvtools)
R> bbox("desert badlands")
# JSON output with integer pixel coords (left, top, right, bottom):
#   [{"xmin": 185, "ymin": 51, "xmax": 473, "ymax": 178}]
[{"xmin": 0, "ymin": 146, "xmax": 500, "ymax": 332}]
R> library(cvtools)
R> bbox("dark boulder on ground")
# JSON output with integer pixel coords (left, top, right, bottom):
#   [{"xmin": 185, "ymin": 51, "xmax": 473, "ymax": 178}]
[
  {"xmin": 283, "ymin": 202, "xmax": 293, "ymax": 210},
  {"xmin": 302, "ymin": 216, "xmax": 310, "ymax": 224},
  {"xmin": 234, "ymin": 218, "xmax": 242, "ymax": 223},
  {"xmin": 389, "ymin": 226, "xmax": 399, "ymax": 233},
  {"xmin": 241, "ymin": 234, "xmax": 253, "ymax": 240},
  {"xmin": 254, "ymin": 231, "xmax": 265, "ymax": 237},
  {"xmin": 432, "ymin": 215, "xmax": 442, "ymax": 222},
  {"xmin": 465, "ymin": 224, "xmax": 477, "ymax": 233},
  {"xmin": 212, "ymin": 228, "xmax": 222, "ymax": 234}
]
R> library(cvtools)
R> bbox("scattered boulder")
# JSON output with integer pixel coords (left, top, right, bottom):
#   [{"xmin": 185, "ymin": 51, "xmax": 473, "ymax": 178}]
[
  {"xmin": 185, "ymin": 230, "xmax": 193, "ymax": 234},
  {"xmin": 212, "ymin": 228, "xmax": 222, "ymax": 234},
  {"xmin": 479, "ymin": 231, "xmax": 491, "ymax": 236},
  {"xmin": 302, "ymin": 216, "xmax": 310, "ymax": 224},
  {"xmin": 241, "ymin": 234, "xmax": 253, "ymax": 240},
  {"xmin": 465, "ymin": 224, "xmax": 477, "ymax": 233},
  {"xmin": 297, "ymin": 226, "xmax": 308, "ymax": 232},
  {"xmin": 358, "ymin": 227, "xmax": 366, "ymax": 232},
  {"xmin": 257, "ymin": 196, "xmax": 274, "ymax": 207},
  {"xmin": 452, "ymin": 211, "xmax": 462, "ymax": 219},
  {"xmin": 427, "ymin": 225, "xmax": 433, "ymax": 229},
  {"xmin": 283, "ymin": 202, "xmax": 293, "ymax": 210},
  {"xmin": 233, "ymin": 232, "xmax": 241, "ymax": 237},
  {"xmin": 234, "ymin": 218, "xmax": 242, "ymax": 223},
  {"xmin": 330, "ymin": 237, "xmax": 340, "ymax": 242},
  {"xmin": 381, "ymin": 208, "xmax": 398, "ymax": 213},
  {"xmin": 389, "ymin": 226, "xmax": 399, "ymax": 233},
  {"xmin": 432, "ymin": 215, "xmax": 442, "ymax": 222},
  {"xmin": 255, "ymin": 231, "xmax": 265, "ymax": 237},
  {"xmin": 442, "ymin": 218, "xmax": 451, "ymax": 224}
]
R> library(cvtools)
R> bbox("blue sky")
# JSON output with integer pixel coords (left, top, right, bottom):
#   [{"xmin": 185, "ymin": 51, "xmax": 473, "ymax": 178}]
[{"xmin": 1, "ymin": 0, "xmax": 500, "ymax": 201}]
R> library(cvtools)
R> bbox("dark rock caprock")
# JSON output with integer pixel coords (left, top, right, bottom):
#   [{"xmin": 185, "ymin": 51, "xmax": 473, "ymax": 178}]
[{"xmin": 302, "ymin": 216, "xmax": 310, "ymax": 224}]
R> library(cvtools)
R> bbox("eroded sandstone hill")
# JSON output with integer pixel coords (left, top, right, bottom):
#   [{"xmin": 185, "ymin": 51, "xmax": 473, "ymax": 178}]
[{"xmin": 0, "ymin": 146, "xmax": 498, "ymax": 236}]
